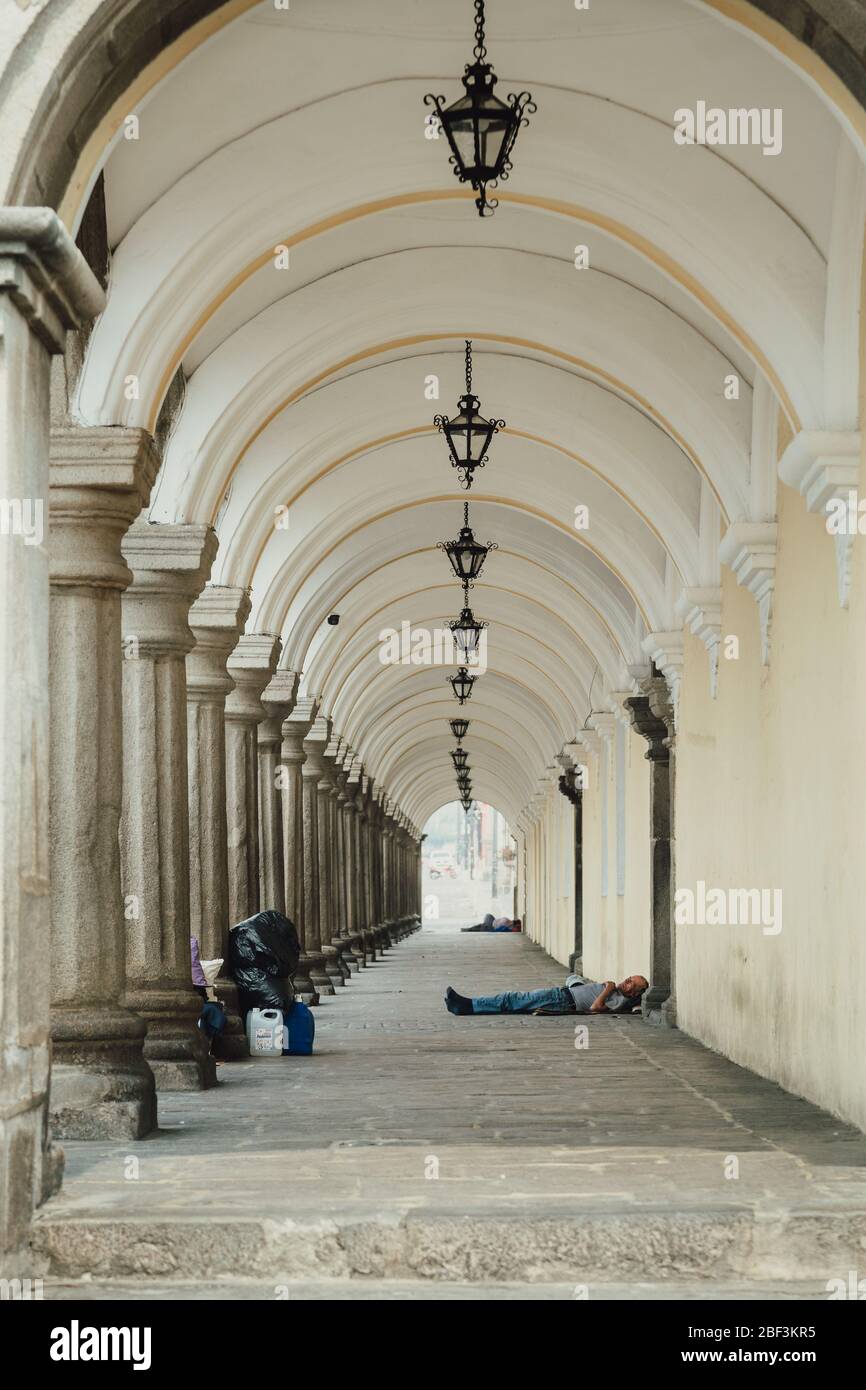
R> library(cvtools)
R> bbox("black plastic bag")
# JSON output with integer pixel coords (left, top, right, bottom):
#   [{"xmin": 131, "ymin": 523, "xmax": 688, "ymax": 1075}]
[{"xmin": 227, "ymin": 910, "xmax": 301, "ymax": 1020}]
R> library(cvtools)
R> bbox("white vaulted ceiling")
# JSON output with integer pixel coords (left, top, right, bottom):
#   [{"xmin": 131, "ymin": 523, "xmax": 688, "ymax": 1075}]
[{"xmin": 71, "ymin": 0, "xmax": 861, "ymax": 828}]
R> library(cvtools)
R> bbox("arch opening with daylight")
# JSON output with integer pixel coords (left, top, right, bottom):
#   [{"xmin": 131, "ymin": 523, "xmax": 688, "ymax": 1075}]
[{"xmin": 4, "ymin": 0, "xmax": 866, "ymax": 1281}]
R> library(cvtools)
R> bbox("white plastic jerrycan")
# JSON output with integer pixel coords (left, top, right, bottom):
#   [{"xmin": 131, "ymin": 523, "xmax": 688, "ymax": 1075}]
[{"xmin": 246, "ymin": 1007, "xmax": 284, "ymax": 1058}]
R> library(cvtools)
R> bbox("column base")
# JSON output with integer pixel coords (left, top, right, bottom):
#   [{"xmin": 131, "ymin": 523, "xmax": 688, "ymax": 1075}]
[
  {"xmin": 125, "ymin": 985, "xmax": 218, "ymax": 1089},
  {"xmin": 49, "ymin": 1006, "xmax": 157, "ymax": 1140},
  {"xmin": 339, "ymin": 935, "xmax": 361, "ymax": 971},
  {"xmin": 211, "ymin": 975, "xmax": 250, "ymax": 1061},
  {"xmin": 641, "ymin": 986, "xmax": 677, "ymax": 1028},
  {"xmin": 309, "ymin": 949, "xmax": 336, "ymax": 996},
  {"xmin": 292, "ymin": 958, "xmax": 320, "ymax": 1006},
  {"xmin": 323, "ymin": 942, "xmax": 348, "ymax": 986}
]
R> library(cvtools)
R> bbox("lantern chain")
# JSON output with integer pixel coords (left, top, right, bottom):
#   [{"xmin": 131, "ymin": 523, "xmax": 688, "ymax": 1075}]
[
  {"xmin": 465, "ymin": 339, "xmax": 472, "ymax": 393},
  {"xmin": 473, "ymin": 0, "xmax": 487, "ymax": 61}
]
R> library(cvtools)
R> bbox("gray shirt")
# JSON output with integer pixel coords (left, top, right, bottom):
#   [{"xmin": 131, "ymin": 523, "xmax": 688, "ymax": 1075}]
[{"xmin": 566, "ymin": 977, "xmax": 635, "ymax": 1014}]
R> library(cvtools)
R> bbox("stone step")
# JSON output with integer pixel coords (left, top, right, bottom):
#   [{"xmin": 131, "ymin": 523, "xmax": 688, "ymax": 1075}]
[
  {"xmin": 33, "ymin": 1203, "xmax": 866, "ymax": 1287},
  {"xmin": 41, "ymin": 1276, "xmax": 832, "ymax": 1302}
]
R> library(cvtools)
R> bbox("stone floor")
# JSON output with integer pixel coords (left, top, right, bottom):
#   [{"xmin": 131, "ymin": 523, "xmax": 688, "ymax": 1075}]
[{"xmin": 35, "ymin": 923, "xmax": 866, "ymax": 1299}]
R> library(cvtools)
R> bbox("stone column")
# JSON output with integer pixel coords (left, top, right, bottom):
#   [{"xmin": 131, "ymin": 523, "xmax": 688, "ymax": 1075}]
[
  {"xmin": 382, "ymin": 804, "xmax": 395, "ymax": 930},
  {"xmin": 400, "ymin": 823, "xmax": 410, "ymax": 919},
  {"xmin": 355, "ymin": 776, "xmax": 375, "ymax": 959},
  {"xmin": 0, "ymin": 211, "xmax": 103, "ymax": 1262},
  {"xmin": 328, "ymin": 772, "xmax": 351, "ymax": 978},
  {"xmin": 325, "ymin": 738, "xmax": 358, "ymax": 972},
  {"xmin": 402, "ymin": 822, "xmax": 411, "ymax": 918},
  {"xmin": 341, "ymin": 763, "xmax": 364, "ymax": 965},
  {"xmin": 186, "ymin": 585, "xmax": 251, "ymax": 1060},
  {"xmin": 371, "ymin": 786, "xmax": 384, "ymax": 938},
  {"xmin": 625, "ymin": 675, "xmax": 676, "ymax": 1027},
  {"xmin": 225, "ymin": 632, "xmax": 280, "ymax": 924},
  {"xmin": 304, "ymin": 717, "xmax": 344, "ymax": 989},
  {"xmin": 557, "ymin": 764, "xmax": 584, "ymax": 973},
  {"xmin": 394, "ymin": 815, "xmax": 405, "ymax": 927},
  {"xmin": 257, "ymin": 668, "xmax": 296, "ymax": 913},
  {"xmin": 333, "ymin": 752, "xmax": 361, "ymax": 969},
  {"xmin": 282, "ymin": 699, "xmax": 329, "ymax": 1000},
  {"xmin": 372, "ymin": 791, "xmax": 387, "ymax": 946},
  {"xmin": 573, "ymin": 789, "xmax": 584, "ymax": 971},
  {"xmin": 120, "ymin": 522, "xmax": 218, "ymax": 1089},
  {"xmin": 48, "ymin": 426, "xmax": 159, "ymax": 1140},
  {"xmin": 186, "ymin": 585, "xmax": 250, "ymax": 954},
  {"xmin": 366, "ymin": 783, "xmax": 378, "ymax": 945}
]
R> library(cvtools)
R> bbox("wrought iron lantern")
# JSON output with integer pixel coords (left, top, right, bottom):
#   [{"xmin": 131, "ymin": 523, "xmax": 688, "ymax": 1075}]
[
  {"xmin": 458, "ymin": 780, "xmax": 472, "ymax": 798},
  {"xmin": 460, "ymin": 796, "xmax": 474, "ymax": 813},
  {"xmin": 449, "ymin": 581, "xmax": 488, "ymax": 662},
  {"xmin": 438, "ymin": 501, "xmax": 497, "ymax": 585},
  {"xmin": 450, "ymin": 665, "xmax": 477, "ymax": 704},
  {"xmin": 434, "ymin": 340, "xmax": 504, "ymax": 489},
  {"xmin": 451, "ymin": 747, "xmax": 469, "ymax": 771},
  {"xmin": 450, "ymin": 717, "xmax": 470, "ymax": 741},
  {"xmin": 424, "ymin": 0, "xmax": 535, "ymax": 217}
]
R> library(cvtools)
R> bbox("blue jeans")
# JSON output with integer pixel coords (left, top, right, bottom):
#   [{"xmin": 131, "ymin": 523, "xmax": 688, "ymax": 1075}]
[{"xmin": 472, "ymin": 986, "xmax": 575, "ymax": 1014}]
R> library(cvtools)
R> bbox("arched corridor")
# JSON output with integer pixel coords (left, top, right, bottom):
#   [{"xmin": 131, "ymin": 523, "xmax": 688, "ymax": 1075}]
[{"xmin": 3, "ymin": 0, "xmax": 866, "ymax": 1307}]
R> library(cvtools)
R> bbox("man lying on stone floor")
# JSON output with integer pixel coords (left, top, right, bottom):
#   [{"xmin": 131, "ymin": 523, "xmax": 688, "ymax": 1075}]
[
  {"xmin": 461, "ymin": 913, "xmax": 523, "ymax": 932},
  {"xmin": 444, "ymin": 973, "xmax": 649, "ymax": 1016}
]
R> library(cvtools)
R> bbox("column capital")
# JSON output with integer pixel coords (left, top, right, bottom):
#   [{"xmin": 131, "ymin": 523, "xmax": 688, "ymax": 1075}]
[
  {"xmin": 121, "ymin": 521, "xmax": 218, "ymax": 658},
  {"xmin": 587, "ymin": 711, "xmax": 617, "ymax": 747},
  {"xmin": 719, "ymin": 521, "xmax": 778, "ymax": 665},
  {"xmin": 122, "ymin": 519, "xmax": 217, "ymax": 587},
  {"xmin": 0, "ymin": 207, "xmax": 104, "ymax": 350},
  {"xmin": 262, "ymin": 668, "xmax": 298, "ymax": 713},
  {"xmin": 282, "ymin": 695, "xmax": 318, "ymax": 759},
  {"xmin": 572, "ymin": 729, "xmax": 602, "ymax": 761},
  {"xmin": 641, "ymin": 632, "xmax": 685, "ymax": 725},
  {"xmin": 258, "ymin": 667, "xmax": 297, "ymax": 748},
  {"xmin": 50, "ymin": 425, "xmax": 159, "ymax": 492},
  {"xmin": 324, "ymin": 734, "xmax": 346, "ymax": 792},
  {"xmin": 188, "ymin": 583, "xmax": 251, "ymax": 646},
  {"xmin": 779, "ymin": 428, "xmax": 860, "ymax": 607},
  {"xmin": 676, "ymin": 587, "xmax": 723, "ymax": 698},
  {"xmin": 49, "ymin": 427, "xmax": 160, "ymax": 591},
  {"xmin": 226, "ymin": 632, "xmax": 280, "ymax": 725},
  {"xmin": 187, "ymin": 584, "xmax": 251, "ymax": 703},
  {"xmin": 303, "ymin": 714, "xmax": 333, "ymax": 780},
  {"xmin": 625, "ymin": 676, "xmax": 674, "ymax": 761}
]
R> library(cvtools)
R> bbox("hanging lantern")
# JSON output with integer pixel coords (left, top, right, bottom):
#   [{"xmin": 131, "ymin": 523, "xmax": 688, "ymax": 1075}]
[
  {"xmin": 438, "ymin": 501, "xmax": 497, "ymax": 585},
  {"xmin": 450, "ymin": 717, "xmax": 470, "ymax": 741},
  {"xmin": 451, "ymin": 747, "xmax": 469, "ymax": 771},
  {"xmin": 460, "ymin": 796, "xmax": 474, "ymax": 813},
  {"xmin": 449, "ymin": 582, "xmax": 488, "ymax": 662},
  {"xmin": 450, "ymin": 666, "xmax": 477, "ymax": 704},
  {"xmin": 434, "ymin": 340, "xmax": 504, "ymax": 489},
  {"xmin": 424, "ymin": 0, "xmax": 535, "ymax": 218}
]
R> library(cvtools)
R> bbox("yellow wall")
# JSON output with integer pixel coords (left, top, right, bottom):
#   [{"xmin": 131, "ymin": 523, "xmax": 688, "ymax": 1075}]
[
  {"xmin": 581, "ymin": 725, "xmax": 652, "ymax": 983},
  {"xmin": 524, "ymin": 725, "xmax": 651, "ymax": 979},
  {"xmin": 521, "ymin": 474, "xmax": 866, "ymax": 1134},
  {"xmin": 523, "ymin": 784, "xmax": 575, "ymax": 965},
  {"xmin": 676, "ymin": 478, "xmax": 866, "ymax": 1130}
]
